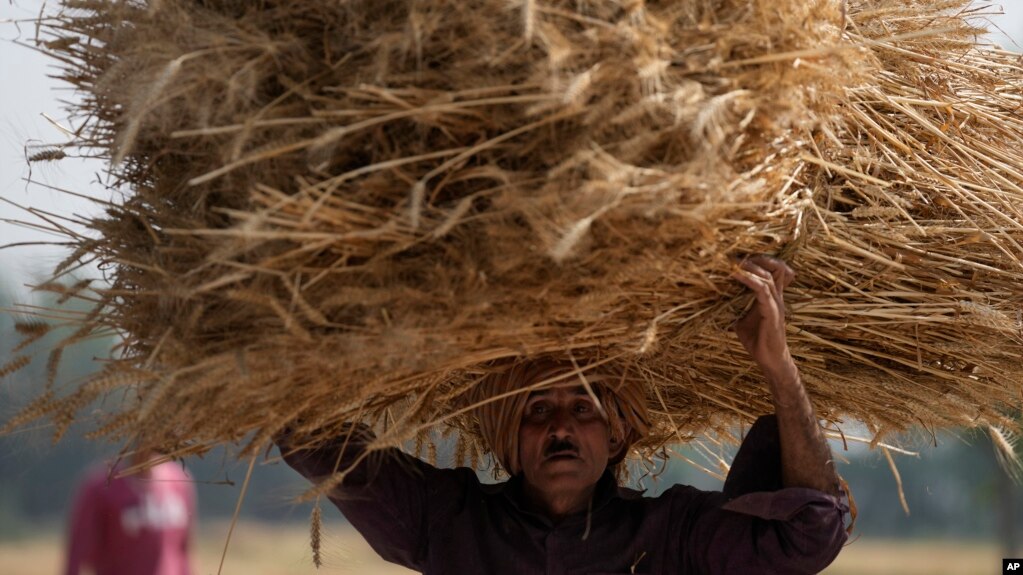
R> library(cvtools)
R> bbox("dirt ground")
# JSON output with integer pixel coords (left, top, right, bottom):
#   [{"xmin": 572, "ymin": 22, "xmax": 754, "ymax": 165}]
[
  {"xmin": 0, "ymin": 521, "xmax": 414, "ymax": 575},
  {"xmin": 0, "ymin": 521, "xmax": 1003, "ymax": 575}
]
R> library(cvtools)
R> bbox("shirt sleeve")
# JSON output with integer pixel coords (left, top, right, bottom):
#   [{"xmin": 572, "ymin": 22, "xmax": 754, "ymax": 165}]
[
  {"xmin": 64, "ymin": 472, "xmax": 102, "ymax": 575},
  {"xmin": 722, "ymin": 415, "xmax": 784, "ymax": 498},
  {"xmin": 278, "ymin": 424, "xmax": 471, "ymax": 571},
  {"xmin": 687, "ymin": 488, "xmax": 848, "ymax": 575},
  {"xmin": 684, "ymin": 414, "xmax": 849, "ymax": 574}
]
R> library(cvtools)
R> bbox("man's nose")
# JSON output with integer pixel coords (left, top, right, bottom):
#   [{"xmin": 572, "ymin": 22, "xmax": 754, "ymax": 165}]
[{"xmin": 547, "ymin": 406, "xmax": 576, "ymax": 437}]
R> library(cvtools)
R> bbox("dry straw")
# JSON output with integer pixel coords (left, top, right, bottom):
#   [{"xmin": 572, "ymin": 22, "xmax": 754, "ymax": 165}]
[{"xmin": 3, "ymin": 0, "xmax": 1022, "ymax": 473}]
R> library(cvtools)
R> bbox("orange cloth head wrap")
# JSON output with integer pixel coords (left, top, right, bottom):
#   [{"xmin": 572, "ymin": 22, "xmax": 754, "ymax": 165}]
[{"xmin": 473, "ymin": 359, "xmax": 650, "ymax": 476}]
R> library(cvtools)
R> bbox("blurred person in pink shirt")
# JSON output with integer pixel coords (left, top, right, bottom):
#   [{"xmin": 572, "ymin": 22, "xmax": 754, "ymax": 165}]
[{"xmin": 64, "ymin": 452, "xmax": 196, "ymax": 575}]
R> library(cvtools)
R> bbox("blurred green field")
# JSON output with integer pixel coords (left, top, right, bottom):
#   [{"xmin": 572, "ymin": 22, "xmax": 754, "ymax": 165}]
[{"xmin": 0, "ymin": 521, "xmax": 1005, "ymax": 575}]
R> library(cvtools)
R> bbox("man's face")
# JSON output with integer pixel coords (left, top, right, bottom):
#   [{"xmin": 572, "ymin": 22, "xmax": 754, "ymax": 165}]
[{"xmin": 517, "ymin": 385, "xmax": 618, "ymax": 496}]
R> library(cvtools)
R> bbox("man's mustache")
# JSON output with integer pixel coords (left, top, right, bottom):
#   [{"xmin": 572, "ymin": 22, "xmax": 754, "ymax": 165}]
[{"xmin": 543, "ymin": 437, "xmax": 579, "ymax": 457}]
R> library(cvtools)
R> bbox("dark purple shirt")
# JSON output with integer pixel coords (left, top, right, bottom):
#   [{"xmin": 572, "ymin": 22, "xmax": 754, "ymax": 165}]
[{"xmin": 281, "ymin": 416, "xmax": 848, "ymax": 574}]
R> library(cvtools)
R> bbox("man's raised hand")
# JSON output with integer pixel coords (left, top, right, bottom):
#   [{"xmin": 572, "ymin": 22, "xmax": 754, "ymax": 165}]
[{"xmin": 730, "ymin": 255, "xmax": 798, "ymax": 385}]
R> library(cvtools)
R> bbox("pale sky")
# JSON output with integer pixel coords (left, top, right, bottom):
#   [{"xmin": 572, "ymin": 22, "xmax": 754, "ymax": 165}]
[{"xmin": 1, "ymin": 1, "xmax": 1021, "ymax": 298}]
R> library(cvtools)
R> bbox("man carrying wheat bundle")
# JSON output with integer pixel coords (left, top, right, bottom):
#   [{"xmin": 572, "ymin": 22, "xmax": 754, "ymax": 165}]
[
  {"xmin": 13, "ymin": 1, "xmax": 1022, "ymax": 573},
  {"xmin": 277, "ymin": 255, "xmax": 849, "ymax": 574}
]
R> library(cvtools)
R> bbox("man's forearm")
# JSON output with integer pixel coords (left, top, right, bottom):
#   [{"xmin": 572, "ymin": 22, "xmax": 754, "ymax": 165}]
[
  {"xmin": 277, "ymin": 423, "xmax": 377, "ymax": 488},
  {"xmin": 763, "ymin": 358, "xmax": 841, "ymax": 496}
]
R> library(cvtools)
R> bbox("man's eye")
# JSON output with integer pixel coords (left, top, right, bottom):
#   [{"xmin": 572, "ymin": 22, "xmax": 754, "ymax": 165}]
[
  {"xmin": 574, "ymin": 403, "xmax": 592, "ymax": 413},
  {"xmin": 530, "ymin": 404, "xmax": 550, "ymax": 415}
]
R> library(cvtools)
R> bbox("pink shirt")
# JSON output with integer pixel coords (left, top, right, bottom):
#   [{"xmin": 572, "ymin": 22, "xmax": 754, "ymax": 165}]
[{"xmin": 65, "ymin": 460, "xmax": 196, "ymax": 575}]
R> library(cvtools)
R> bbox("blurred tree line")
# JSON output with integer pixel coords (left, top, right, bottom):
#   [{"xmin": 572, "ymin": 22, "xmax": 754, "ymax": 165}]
[{"xmin": 0, "ymin": 279, "xmax": 1020, "ymax": 551}]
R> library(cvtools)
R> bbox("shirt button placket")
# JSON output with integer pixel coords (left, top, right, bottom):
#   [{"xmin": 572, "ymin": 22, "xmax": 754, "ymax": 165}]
[{"xmin": 545, "ymin": 530, "xmax": 566, "ymax": 575}]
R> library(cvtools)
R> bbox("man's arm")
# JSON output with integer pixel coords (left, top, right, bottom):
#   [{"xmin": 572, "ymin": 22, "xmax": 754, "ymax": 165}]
[
  {"xmin": 763, "ymin": 358, "xmax": 841, "ymax": 494},
  {"xmin": 276, "ymin": 424, "xmax": 475, "ymax": 571},
  {"xmin": 682, "ymin": 258, "xmax": 848, "ymax": 574},
  {"xmin": 277, "ymin": 424, "xmax": 428, "ymax": 569},
  {"xmin": 731, "ymin": 255, "xmax": 841, "ymax": 495}
]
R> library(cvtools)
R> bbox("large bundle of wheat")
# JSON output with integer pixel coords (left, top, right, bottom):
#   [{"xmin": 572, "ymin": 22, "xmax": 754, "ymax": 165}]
[{"xmin": 4, "ymin": 0, "xmax": 1022, "ymax": 469}]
